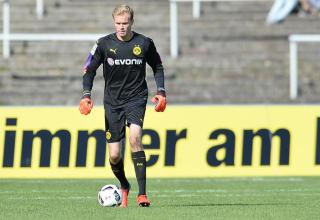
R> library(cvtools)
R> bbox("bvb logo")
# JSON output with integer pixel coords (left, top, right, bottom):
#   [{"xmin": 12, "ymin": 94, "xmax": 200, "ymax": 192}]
[
  {"xmin": 133, "ymin": 45, "xmax": 142, "ymax": 56},
  {"xmin": 106, "ymin": 131, "xmax": 112, "ymax": 140}
]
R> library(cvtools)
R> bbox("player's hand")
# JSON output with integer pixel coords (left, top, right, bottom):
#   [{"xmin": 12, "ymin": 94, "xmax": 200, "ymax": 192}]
[
  {"xmin": 151, "ymin": 92, "xmax": 166, "ymax": 112},
  {"xmin": 79, "ymin": 97, "xmax": 93, "ymax": 115}
]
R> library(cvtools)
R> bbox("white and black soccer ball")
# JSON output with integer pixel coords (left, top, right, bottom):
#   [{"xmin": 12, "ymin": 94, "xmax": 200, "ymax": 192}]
[{"xmin": 98, "ymin": 184, "xmax": 122, "ymax": 207}]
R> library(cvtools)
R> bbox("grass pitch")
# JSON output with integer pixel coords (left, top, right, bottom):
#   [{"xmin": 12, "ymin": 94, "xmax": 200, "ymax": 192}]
[{"xmin": 0, "ymin": 177, "xmax": 319, "ymax": 220}]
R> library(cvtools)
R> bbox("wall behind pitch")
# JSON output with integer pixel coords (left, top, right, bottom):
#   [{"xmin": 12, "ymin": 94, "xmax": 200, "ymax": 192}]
[{"xmin": 0, "ymin": 106, "xmax": 320, "ymax": 178}]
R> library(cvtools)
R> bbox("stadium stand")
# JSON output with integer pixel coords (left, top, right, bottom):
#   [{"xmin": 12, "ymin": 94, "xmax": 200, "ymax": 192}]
[{"xmin": 0, "ymin": 0, "xmax": 319, "ymax": 105}]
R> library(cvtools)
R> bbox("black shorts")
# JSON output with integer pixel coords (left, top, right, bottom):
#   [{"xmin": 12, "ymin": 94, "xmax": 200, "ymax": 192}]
[{"xmin": 104, "ymin": 96, "xmax": 147, "ymax": 143}]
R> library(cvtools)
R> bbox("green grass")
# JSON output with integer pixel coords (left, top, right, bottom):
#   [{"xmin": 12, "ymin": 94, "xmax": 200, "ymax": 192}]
[{"xmin": 0, "ymin": 177, "xmax": 320, "ymax": 220}]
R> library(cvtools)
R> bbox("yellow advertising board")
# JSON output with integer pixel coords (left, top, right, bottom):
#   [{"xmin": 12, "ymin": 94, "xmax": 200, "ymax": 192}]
[{"xmin": 0, "ymin": 105, "xmax": 320, "ymax": 178}]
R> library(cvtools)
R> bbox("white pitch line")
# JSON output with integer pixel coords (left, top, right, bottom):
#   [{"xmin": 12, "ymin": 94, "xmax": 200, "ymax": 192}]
[
  {"xmin": 9, "ymin": 196, "xmax": 96, "ymax": 200},
  {"xmin": 163, "ymin": 177, "xmax": 304, "ymax": 183},
  {"xmin": 0, "ymin": 191, "xmax": 14, "ymax": 194},
  {"xmin": 6, "ymin": 192, "xmax": 320, "ymax": 200},
  {"xmin": 0, "ymin": 177, "xmax": 305, "ymax": 186},
  {"xmin": 0, "ymin": 180, "xmax": 111, "ymax": 184},
  {"xmin": 0, "ymin": 190, "xmax": 140, "ymax": 195},
  {"xmin": 1, "ymin": 188, "xmax": 319, "ymax": 196},
  {"xmin": 265, "ymin": 188, "xmax": 316, "ymax": 192}
]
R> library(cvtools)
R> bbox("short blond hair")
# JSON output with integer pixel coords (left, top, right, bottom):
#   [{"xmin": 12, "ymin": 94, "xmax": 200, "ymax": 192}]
[{"xmin": 112, "ymin": 4, "xmax": 134, "ymax": 20}]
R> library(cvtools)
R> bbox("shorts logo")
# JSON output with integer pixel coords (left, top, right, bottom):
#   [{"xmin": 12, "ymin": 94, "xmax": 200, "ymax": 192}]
[
  {"xmin": 107, "ymin": 58, "xmax": 115, "ymax": 66},
  {"xmin": 106, "ymin": 131, "xmax": 112, "ymax": 140},
  {"xmin": 133, "ymin": 45, "xmax": 142, "ymax": 56}
]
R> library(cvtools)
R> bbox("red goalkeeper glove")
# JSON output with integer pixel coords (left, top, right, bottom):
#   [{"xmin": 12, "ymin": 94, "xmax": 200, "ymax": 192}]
[
  {"xmin": 79, "ymin": 97, "xmax": 93, "ymax": 115},
  {"xmin": 151, "ymin": 91, "xmax": 166, "ymax": 112}
]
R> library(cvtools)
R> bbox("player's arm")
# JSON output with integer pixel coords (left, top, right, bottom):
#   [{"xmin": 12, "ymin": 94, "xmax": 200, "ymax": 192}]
[
  {"xmin": 79, "ymin": 39, "xmax": 104, "ymax": 115},
  {"xmin": 146, "ymin": 39, "xmax": 166, "ymax": 112}
]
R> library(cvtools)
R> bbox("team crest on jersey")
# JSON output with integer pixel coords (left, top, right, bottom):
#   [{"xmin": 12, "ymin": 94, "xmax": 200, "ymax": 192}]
[
  {"xmin": 133, "ymin": 45, "xmax": 142, "ymax": 56},
  {"xmin": 106, "ymin": 131, "xmax": 112, "ymax": 140}
]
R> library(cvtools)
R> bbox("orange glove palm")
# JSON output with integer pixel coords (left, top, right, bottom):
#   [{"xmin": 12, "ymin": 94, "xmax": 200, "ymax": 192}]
[
  {"xmin": 79, "ymin": 97, "xmax": 93, "ymax": 115},
  {"xmin": 151, "ymin": 94, "xmax": 166, "ymax": 112}
]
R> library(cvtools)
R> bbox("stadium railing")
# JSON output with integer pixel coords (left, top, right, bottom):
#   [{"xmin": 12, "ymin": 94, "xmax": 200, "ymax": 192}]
[
  {"xmin": 169, "ymin": 0, "xmax": 274, "ymax": 58},
  {"xmin": 1, "ymin": 0, "xmax": 43, "ymax": 19},
  {"xmin": 170, "ymin": 0, "xmax": 319, "ymax": 100},
  {"xmin": 1, "ymin": 0, "xmax": 44, "ymax": 58},
  {"xmin": 36, "ymin": 0, "xmax": 44, "ymax": 20},
  {"xmin": 289, "ymin": 34, "xmax": 320, "ymax": 99},
  {"xmin": 2, "ymin": 0, "xmax": 9, "ymax": 58},
  {"xmin": 0, "ymin": 33, "xmax": 105, "ymax": 61},
  {"xmin": 1, "ymin": 0, "xmax": 318, "ymax": 100},
  {"xmin": 2, "ymin": 0, "xmax": 273, "ymax": 59},
  {"xmin": 1, "ymin": 0, "xmax": 103, "ymax": 58}
]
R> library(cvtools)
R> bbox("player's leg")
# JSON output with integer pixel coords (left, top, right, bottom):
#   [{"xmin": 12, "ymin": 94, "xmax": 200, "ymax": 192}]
[
  {"xmin": 108, "ymin": 142, "xmax": 130, "ymax": 189},
  {"xmin": 126, "ymin": 97, "xmax": 150, "ymax": 207},
  {"xmin": 108, "ymin": 142, "xmax": 130, "ymax": 207},
  {"xmin": 129, "ymin": 124, "xmax": 150, "ymax": 207},
  {"xmin": 105, "ymin": 107, "xmax": 130, "ymax": 207}
]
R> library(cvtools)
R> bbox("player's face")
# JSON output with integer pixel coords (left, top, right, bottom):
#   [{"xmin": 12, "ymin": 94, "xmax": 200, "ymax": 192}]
[{"xmin": 113, "ymin": 13, "xmax": 133, "ymax": 40}]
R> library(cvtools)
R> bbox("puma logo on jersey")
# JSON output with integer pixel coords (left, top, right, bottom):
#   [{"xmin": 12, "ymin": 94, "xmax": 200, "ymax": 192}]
[{"xmin": 109, "ymin": 48, "xmax": 117, "ymax": 54}]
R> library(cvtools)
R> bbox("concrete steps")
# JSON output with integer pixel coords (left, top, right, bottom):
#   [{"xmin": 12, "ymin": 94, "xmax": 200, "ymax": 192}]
[{"xmin": 0, "ymin": 0, "xmax": 319, "ymax": 105}]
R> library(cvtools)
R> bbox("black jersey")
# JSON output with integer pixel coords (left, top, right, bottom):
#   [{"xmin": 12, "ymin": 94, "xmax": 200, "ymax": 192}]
[{"xmin": 82, "ymin": 32, "xmax": 165, "ymax": 106}]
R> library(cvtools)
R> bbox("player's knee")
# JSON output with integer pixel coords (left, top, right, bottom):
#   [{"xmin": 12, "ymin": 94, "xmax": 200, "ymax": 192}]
[
  {"xmin": 129, "ymin": 135, "xmax": 142, "ymax": 150},
  {"xmin": 109, "ymin": 153, "xmax": 121, "ymax": 164}
]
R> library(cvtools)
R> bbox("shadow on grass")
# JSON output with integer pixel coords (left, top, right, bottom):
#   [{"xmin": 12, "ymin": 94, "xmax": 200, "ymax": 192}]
[{"xmin": 159, "ymin": 202, "xmax": 299, "ymax": 208}]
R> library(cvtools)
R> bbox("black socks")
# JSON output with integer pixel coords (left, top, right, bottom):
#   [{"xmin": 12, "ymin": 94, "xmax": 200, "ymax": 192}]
[
  {"xmin": 132, "ymin": 151, "xmax": 147, "ymax": 195},
  {"xmin": 110, "ymin": 151, "xmax": 147, "ymax": 195},
  {"xmin": 109, "ymin": 158, "xmax": 130, "ymax": 189}
]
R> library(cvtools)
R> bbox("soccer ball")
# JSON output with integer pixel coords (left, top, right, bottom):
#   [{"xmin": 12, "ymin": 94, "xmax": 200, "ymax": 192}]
[{"xmin": 98, "ymin": 184, "xmax": 122, "ymax": 207}]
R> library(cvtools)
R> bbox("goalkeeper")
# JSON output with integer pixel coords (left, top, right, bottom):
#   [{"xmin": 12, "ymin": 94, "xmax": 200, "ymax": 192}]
[{"xmin": 79, "ymin": 4, "xmax": 166, "ymax": 208}]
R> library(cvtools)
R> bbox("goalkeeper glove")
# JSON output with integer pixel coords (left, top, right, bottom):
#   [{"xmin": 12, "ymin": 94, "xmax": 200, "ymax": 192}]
[
  {"xmin": 79, "ymin": 97, "xmax": 93, "ymax": 115},
  {"xmin": 151, "ymin": 89, "xmax": 166, "ymax": 112}
]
